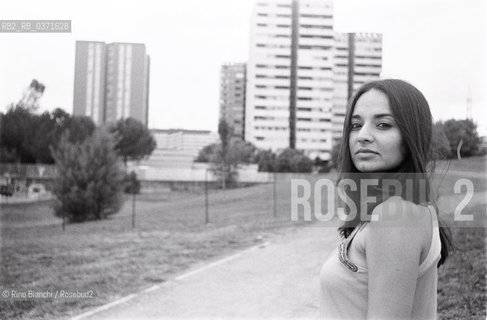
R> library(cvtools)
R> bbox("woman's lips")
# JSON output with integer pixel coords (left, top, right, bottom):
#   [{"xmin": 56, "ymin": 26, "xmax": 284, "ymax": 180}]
[{"xmin": 356, "ymin": 149, "xmax": 378, "ymax": 154}]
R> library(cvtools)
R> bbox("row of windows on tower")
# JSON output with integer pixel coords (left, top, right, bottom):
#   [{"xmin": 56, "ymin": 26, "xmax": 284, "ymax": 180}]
[
  {"xmin": 332, "ymin": 54, "xmax": 382, "ymax": 60},
  {"xmin": 259, "ymin": 54, "xmax": 292, "ymax": 60},
  {"xmin": 255, "ymin": 96, "xmax": 331, "ymax": 102},
  {"xmin": 257, "ymin": 44, "xmax": 334, "ymax": 50},
  {"xmin": 254, "ymin": 126, "xmax": 330, "ymax": 134},
  {"xmin": 335, "ymin": 36, "xmax": 382, "ymax": 43},
  {"xmin": 256, "ymin": 24, "xmax": 291, "ymax": 28},
  {"xmin": 334, "ymin": 50, "xmax": 382, "ymax": 56},
  {"xmin": 255, "ymin": 75, "xmax": 333, "ymax": 81},
  {"xmin": 255, "ymin": 43, "xmax": 334, "ymax": 51},
  {"xmin": 256, "ymin": 13, "xmax": 332, "ymax": 19},
  {"xmin": 254, "ymin": 106, "xmax": 333, "ymax": 112},
  {"xmin": 255, "ymin": 85, "xmax": 333, "ymax": 91},
  {"xmin": 334, "ymin": 54, "xmax": 382, "ymax": 62},
  {"xmin": 331, "ymin": 72, "xmax": 381, "ymax": 78},
  {"xmin": 254, "ymin": 116, "xmax": 332, "ymax": 122},
  {"xmin": 256, "ymin": 3, "xmax": 291, "ymax": 8},
  {"xmin": 257, "ymin": 13, "xmax": 291, "ymax": 18},
  {"xmin": 255, "ymin": 64, "xmax": 332, "ymax": 71},
  {"xmin": 256, "ymin": 24, "xmax": 333, "ymax": 30}
]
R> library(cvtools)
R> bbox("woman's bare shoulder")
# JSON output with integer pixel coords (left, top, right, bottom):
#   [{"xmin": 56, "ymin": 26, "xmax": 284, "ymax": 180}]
[
  {"xmin": 369, "ymin": 196, "xmax": 430, "ymax": 227},
  {"xmin": 361, "ymin": 196, "xmax": 430, "ymax": 251}
]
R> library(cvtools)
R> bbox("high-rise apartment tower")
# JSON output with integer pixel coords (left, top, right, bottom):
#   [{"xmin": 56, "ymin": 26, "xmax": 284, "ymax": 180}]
[
  {"xmin": 73, "ymin": 41, "xmax": 150, "ymax": 126},
  {"xmin": 245, "ymin": 0, "xmax": 382, "ymax": 160},
  {"xmin": 219, "ymin": 63, "xmax": 247, "ymax": 139}
]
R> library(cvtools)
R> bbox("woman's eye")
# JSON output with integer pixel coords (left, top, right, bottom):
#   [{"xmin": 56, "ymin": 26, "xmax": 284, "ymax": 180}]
[
  {"xmin": 377, "ymin": 122, "xmax": 392, "ymax": 129},
  {"xmin": 350, "ymin": 123, "xmax": 362, "ymax": 130}
]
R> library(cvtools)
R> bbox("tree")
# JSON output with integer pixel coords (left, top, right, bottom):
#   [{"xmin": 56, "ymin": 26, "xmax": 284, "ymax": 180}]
[
  {"xmin": 31, "ymin": 112, "xmax": 95, "ymax": 163},
  {"xmin": 330, "ymin": 140, "xmax": 342, "ymax": 169},
  {"xmin": 276, "ymin": 148, "xmax": 313, "ymax": 173},
  {"xmin": 431, "ymin": 122, "xmax": 451, "ymax": 160},
  {"xmin": 195, "ymin": 143, "xmax": 219, "ymax": 162},
  {"xmin": 216, "ymin": 119, "xmax": 234, "ymax": 189},
  {"xmin": 123, "ymin": 171, "xmax": 141, "ymax": 194},
  {"xmin": 197, "ymin": 140, "xmax": 257, "ymax": 164},
  {"xmin": 225, "ymin": 140, "xmax": 258, "ymax": 165},
  {"xmin": 18, "ymin": 79, "xmax": 45, "ymax": 111},
  {"xmin": 254, "ymin": 149, "xmax": 276, "ymax": 172},
  {"xmin": 0, "ymin": 104, "xmax": 38, "ymax": 163},
  {"xmin": 209, "ymin": 139, "xmax": 257, "ymax": 188},
  {"xmin": 48, "ymin": 110, "xmax": 95, "ymax": 146},
  {"xmin": 64, "ymin": 116, "xmax": 96, "ymax": 144},
  {"xmin": 50, "ymin": 108, "xmax": 72, "ymax": 144},
  {"xmin": 110, "ymin": 117, "xmax": 156, "ymax": 166},
  {"xmin": 0, "ymin": 147, "xmax": 19, "ymax": 163},
  {"xmin": 0, "ymin": 105, "xmax": 93, "ymax": 164},
  {"xmin": 442, "ymin": 119, "xmax": 481, "ymax": 159},
  {"xmin": 314, "ymin": 156, "xmax": 331, "ymax": 173},
  {"xmin": 197, "ymin": 120, "xmax": 259, "ymax": 188},
  {"xmin": 50, "ymin": 128, "xmax": 124, "ymax": 223},
  {"xmin": 25, "ymin": 111, "xmax": 57, "ymax": 164}
]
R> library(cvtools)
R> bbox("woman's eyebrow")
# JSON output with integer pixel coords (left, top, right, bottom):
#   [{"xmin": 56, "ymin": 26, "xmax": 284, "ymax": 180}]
[
  {"xmin": 373, "ymin": 113, "xmax": 394, "ymax": 119},
  {"xmin": 351, "ymin": 113, "xmax": 394, "ymax": 119}
]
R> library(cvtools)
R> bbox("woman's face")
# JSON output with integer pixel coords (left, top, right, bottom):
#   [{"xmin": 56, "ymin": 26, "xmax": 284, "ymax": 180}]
[{"xmin": 348, "ymin": 89, "xmax": 407, "ymax": 172}]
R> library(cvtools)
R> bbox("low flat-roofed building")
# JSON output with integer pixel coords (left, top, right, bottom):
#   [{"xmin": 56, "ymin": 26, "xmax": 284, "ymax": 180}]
[{"xmin": 138, "ymin": 129, "xmax": 219, "ymax": 168}]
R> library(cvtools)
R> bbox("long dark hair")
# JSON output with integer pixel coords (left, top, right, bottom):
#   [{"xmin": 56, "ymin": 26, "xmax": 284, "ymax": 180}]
[{"xmin": 336, "ymin": 79, "xmax": 453, "ymax": 267}]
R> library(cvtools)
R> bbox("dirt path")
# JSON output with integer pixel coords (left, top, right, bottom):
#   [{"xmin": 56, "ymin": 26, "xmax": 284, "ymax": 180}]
[{"xmin": 67, "ymin": 226, "xmax": 339, "ymax": 320}]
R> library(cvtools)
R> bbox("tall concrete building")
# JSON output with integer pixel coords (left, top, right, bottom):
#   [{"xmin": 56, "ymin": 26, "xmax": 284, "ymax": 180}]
[
  {"xmin": 331, "ymin": 32, "xmax": 383, "ymax": 144},
  {"xmin": 73, "ymin": 41, "xmax": 150, "ymax": 126},
  {"xmin": 219, "ymin": 63, "xmax": 247, "ymax": 139},
  {"xmin": 73, "ymin": 41, "xmax": 107, "ymax": 124},
  {"xmin": 245, "ymin": 0, "xmax": 382, "ymax": 160}
]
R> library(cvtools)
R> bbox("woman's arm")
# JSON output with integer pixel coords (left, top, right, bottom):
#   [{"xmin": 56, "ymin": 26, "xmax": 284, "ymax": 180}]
[{"xmin": 365, "ymin": 200, "xmax": 427, "ymax": 319}]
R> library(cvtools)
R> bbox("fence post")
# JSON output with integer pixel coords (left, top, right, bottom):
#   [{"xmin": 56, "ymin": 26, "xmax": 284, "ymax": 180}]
[
  {"xmin": 132, "ymin": 193, "xmax": 136, "ymax": 228},
  {"xmin": 205, "ymin": 169, "xmax": 209, "ymax": 224},
  {"xmin": 273, "ymin": 169, "xmax": 277, "ymax": 218}
]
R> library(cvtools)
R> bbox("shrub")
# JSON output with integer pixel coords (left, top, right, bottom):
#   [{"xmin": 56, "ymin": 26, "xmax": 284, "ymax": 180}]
[
  {"xmin": 276, "ymin": 148, "xmax": 313, "ymax": 173},
  {"xmin": 50, "ymin": 128, "xmax": 124, "ymax": 222},
  {"xmin": 432, "ymin": 123, "xmax": 451, "ymax": 160},
  {"xmin": 330, "ymin": 140, "xmax": 341, "ymax": 169},
  {"xmin": 255, "ymin": 149, "xmax": 276, "ymax": 172},
  {"xmin": 195, "ymin": 143, "xmax": 218, "ymax": 163},
  {"xmin": 123, "ymin": 171, "xmax": 141, "ymax": 194}
]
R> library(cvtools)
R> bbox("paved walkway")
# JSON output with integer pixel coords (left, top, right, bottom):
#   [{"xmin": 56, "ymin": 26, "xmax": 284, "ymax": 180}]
[{"xmin": 69, "ymin": 226, "xmax": 339, "ymax": 320}]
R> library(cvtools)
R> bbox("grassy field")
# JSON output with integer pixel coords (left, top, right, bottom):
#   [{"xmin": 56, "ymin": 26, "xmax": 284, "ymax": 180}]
[
  {"xmin": 436, "ymin": 155, "xmax": 486, "ymax": 173},
  {"xmin": 1, "ymin": 181, "xmax": 311, "ymax": 319},
  {"xmin": 0, "ymin": 156, "xmax": 485, "ymax": 319},
  {"xmin": 437, "ymin": 221, "xmax": 486, "ymax": 319},
  {"xmin": 435, "ymin": 156, "xmax": 486, "ymax": 319}
]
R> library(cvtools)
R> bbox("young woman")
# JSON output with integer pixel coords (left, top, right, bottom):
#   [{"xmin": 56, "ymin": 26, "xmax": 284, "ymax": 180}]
[{"xmin": 320, "ymin": 79, "xmax": 452, "ymax": 319}]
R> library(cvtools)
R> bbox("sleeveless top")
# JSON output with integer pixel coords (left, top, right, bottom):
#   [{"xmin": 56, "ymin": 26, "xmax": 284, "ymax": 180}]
[{"xmin": 320, "ymin": 202, "xmax": 441, "ymax": 319}]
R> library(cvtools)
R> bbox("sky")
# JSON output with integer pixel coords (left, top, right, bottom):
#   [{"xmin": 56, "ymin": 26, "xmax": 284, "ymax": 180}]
[{"xmin": 0, "ymin": 0, "xmax": 486, "ymax": 134}]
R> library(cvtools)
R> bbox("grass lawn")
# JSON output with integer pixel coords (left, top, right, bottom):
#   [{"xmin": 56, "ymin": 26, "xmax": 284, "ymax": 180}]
[
  {"xmin": 1, "ymin": 182, "xmax": 311, "ymax": 319},
  {"xmin": 436, "ymin": 155, "xmax": 487, "ymax": 173},
  {"xmin": 434, "ymin": 156, "xmax": 486, "ymax": 319},
  {"xmin": 437, "ymin": 216, "xmax": 486, "ymax": 319},
  {"xmin": 0, "ymin": 156, "xmax": 485, "ymax": 319}
]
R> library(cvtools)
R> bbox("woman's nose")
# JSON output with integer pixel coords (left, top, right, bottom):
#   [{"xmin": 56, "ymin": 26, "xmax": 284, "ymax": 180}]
[{"xmin": 357, "ymin": 124, "xmax": 374, "ymax": 143}]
